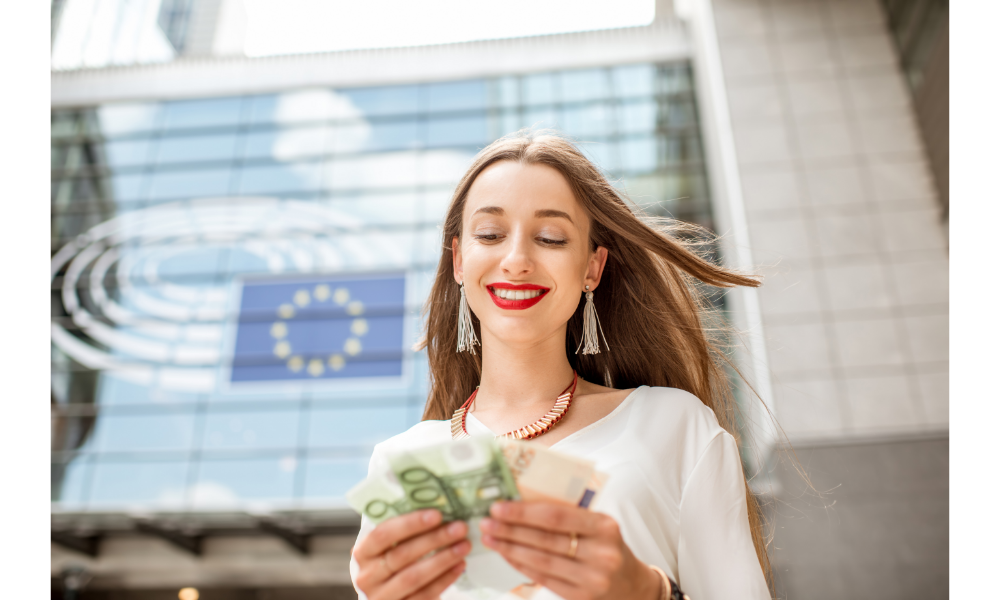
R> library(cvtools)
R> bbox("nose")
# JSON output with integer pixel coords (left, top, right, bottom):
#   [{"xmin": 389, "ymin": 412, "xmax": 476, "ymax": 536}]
[{"xmin": 499, "ymin": 230, "xmax": 534, "ymax": 277}]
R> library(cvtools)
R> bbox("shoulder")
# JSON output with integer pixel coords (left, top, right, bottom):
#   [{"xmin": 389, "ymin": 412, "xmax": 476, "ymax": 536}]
[
  {"xmin": 370, "ymin": 419, "xmax": 452, "ymax": 461},
  {"xmin": 627, "ymin": 386, "xmax": 730, "ymax": 459},
  {"xmin": 634, "ymin": 386, "xmax": 722, "ymax": 428}
]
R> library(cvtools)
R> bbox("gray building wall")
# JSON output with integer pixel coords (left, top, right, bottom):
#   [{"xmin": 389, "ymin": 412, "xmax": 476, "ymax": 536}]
[{"xmin": 708, "ymin": 0, "xmax": 948, "ymax": 596}]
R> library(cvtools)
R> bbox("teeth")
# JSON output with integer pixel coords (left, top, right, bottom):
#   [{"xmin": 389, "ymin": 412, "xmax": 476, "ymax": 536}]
[{"xmin": 491, "ymin": 288, "xmax": 544, "ymax": 300}]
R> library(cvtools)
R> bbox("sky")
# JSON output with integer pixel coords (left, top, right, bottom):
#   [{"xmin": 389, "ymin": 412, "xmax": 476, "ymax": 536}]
[
  {"xmin": 243, "ymin": 0, "xmax": 657, "ymax": 57},
  {"xmin": 52, "ymin": 0, "xmax": 657, "ymax": 69}
]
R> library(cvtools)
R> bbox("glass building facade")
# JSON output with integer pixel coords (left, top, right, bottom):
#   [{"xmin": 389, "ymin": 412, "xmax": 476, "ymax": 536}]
[{"xmin": 51, "ymin": 62, "xmax": 712, "ymax": 513}]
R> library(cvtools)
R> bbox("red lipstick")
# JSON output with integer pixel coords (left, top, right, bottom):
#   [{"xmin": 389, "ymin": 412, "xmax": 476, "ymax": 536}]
[{"xmin": 486, "ymin": 282, "xmax": 550, "ymax": 310}]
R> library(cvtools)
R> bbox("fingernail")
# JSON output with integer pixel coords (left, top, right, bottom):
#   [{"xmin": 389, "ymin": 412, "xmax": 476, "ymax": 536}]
[
  {"xmin": 491, "ymin": 502, "xmax": 507, "ymax": 518},
  {"xmin": 422, "ymin": 511, "xmax": 440, "ymax": 524},
  {"xmin": 447, "ymin": 521, "xmax": 466, "ymax": 536},
  {"xmin": 453, "ymin": 540, "xmax": 471, "ymax": 556},
  {"xmin": 479, "ymin": 518, "xmax": 496, "ymax": 532}
]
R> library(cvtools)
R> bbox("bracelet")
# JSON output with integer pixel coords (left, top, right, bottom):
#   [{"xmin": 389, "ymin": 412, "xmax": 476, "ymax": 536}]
[{"xmin": 649, "ymin": 565, "xmax": 690, "ymax": 600}]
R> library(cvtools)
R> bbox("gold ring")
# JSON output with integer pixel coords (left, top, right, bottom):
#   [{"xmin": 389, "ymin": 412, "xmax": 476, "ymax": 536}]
[
  {"xmin": 380, "ymin": 553, "xmax": 395, "ymax": 575},
  {"xmin": 567, "ymin": 531, "xmax": 579, "ymax": 559}
]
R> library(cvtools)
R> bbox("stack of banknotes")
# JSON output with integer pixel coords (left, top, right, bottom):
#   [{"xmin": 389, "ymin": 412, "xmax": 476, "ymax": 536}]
[{"xmin": 347, "ymin": 436, "xmax": 609, "ymax": 599}]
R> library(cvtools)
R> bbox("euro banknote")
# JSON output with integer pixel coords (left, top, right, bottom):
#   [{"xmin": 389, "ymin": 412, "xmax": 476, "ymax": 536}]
[
  {"xmin": 347, "ymin": 436, "xmax": 521, "ymax": 525},
  {"xmin": 347, "ymin": 436, "xmax": 611, "ymax": 599},
  {"xmin": 347, "ymin": 436, "xmax": 609, "ymax": 524}
]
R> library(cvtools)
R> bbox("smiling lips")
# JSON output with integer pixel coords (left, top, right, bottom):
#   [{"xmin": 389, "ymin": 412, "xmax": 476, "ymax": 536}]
[{"xmin": 487, "ymin": 283, "xmax": 550, "ymax": 310}]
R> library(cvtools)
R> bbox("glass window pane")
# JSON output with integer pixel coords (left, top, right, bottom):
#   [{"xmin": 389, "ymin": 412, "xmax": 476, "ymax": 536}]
[
  {"xmin": 308, "ymin": 404, "xmax": 412, "ymax": 448},
  {"xmin": 52, "ymin": 456, "xmax": 92, "ymax": 506},
  {"xmin": 241, "ymin": 129, "xmax": 281, "ymax": 159},
  {"xmin": 327, "ymin": 152, "xmax": 419, "ymax": 191},
  {"xmin": 88, "ymin": 459, "xmax": 190, "ymax": 507},
  {"xmin": 107, "ymin": 172, "xmax": 149, "ymax": 203},
  {"xmin": 612, "ymin": 64, "xmax": 656, "ymax": 98},
  {"xmin": 238, "ymin": 162, "xmax": 322, "ymax": 195},
  {"xmin": 103, "ymin": 138, "xmax": 156, "ymax": 169},
  {"xmin": 559, "ymin": 103, "xmax": 612, "ymax": 139},
  {"xmin": 419, "ymin": 149, "xmax": 476, "ymax": 187},
  {"xmin": 619, "ymin": 100, "xmax": 658, "ymax": 134},
  {"xmin": 425, "ymin": 80, "xmax": 487, "ymax": 113},
  {"xmin": 660, "ymin": 65, "xmax": 693, "ymax": 95},
  {"xmin": 663, "ymin": 97, "xmax": 696, "ymax": 129},
  {"xmin": 266, "ymin": 126, "xmax": 334, "ymax": 160},
  {"xmin": 52, "ymin": 415, "xmax": 98, "ymax": 453},
  {"xmin": 523, "ymin": 74, "xmax": 556, "ymax": 106},
  {"xmin": 580, "ymin": 141, "xmax": 619, "ymax": 174},
  {"xmin": 302, "ymin": 456, "xmax": 369, "ymax": 502},
  {"xmin": 96, "ymin": 103, "xmax": 164, "ymax": 136},
  {"xmin": 523, "ymin": 106, "xmax": 558, "ymax": 130},
  {"xmin": 341, "ymin": 85, "xmax": 421, "ymax": 118},
  {"xmin": 492, "ymin": 77, "xmax": 520, "ymax": 108},
  {"xmin": 560, "ymin": 68, "xmax": 609, "ymax": 103},
  {"xmin": 97, "ymin": 375, "xmax": 200, "ymax": 406},
  {"xmin": 52, "ymin": 144, "xmax": 70, "ymax": 169},
  {"xmin": 155, "ymin": 132, "xmax": 239, "ymax": 164},
  {"xmin": 148, "ymin": 167, "xmax": 232, "ymax": 201},
  {"xmin": 202, "ymin": 408, "xmax": 301, "ymax": 450},
  {"xmin": 321, "ymin": 193, "xmax": 419, "ymax": 226},
  {"xmin": 363, "ymin": 119, "xmax": 421, "ymax": 152},
  {"xmin": 163, "ymin": 97, "xmax": 244, "ymax": 131},
  {"xmin": 426, "ymin": 115, "xmax": 489, "ymax": 148},
  {"xmin": 52, "ymin": 112, "xmax": 81, "ymax": 139},
  {"xmin": 620, "ymin": 137, "xmax": 658, "ymax": 173},
  {"xmin": 90, "ymin": 411, "xmax": 198, "ymax": 452},
  {"xmin": 251, "ymin": 89, "xmax": 346, "ymax": 125},
  {"xmin": 194, "ymin": 456, "xmax": 297, "ymax": 506}
]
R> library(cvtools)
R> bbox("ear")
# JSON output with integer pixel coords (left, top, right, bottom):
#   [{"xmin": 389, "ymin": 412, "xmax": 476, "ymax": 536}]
[
  {"xmin": 452, "ymin": 236, "xmax": 463, "ymax": 284},
  {"xmin": 584, "ymin": 246, "xmax": 609, "ymax": 291}
]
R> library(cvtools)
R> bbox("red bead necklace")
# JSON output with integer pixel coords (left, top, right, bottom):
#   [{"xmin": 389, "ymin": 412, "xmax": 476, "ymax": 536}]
[{"xmin": 450, "ymin": 371, "xmax": 579, "ymax": 441}]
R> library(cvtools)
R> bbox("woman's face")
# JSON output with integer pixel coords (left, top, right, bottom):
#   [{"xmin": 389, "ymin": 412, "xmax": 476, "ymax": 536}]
[{"xmin": 453, "ymin": 160, "xmax": 607, "ymax": 347}]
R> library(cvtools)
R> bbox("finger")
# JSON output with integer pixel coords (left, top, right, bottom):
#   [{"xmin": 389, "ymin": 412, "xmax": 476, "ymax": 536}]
[
  {"xmin": 479, "ymin": 518, "xmax": 578, "ymax": 559},
  {"xmin": 489, "ymin": 501, "xmax": 604, "ymax": 536},
  {"xmin": 502, "ymin": 560, "xmax": 582, "ymax": 600},
  {"xmin": 356, "ymin": 510, "xmax": 442, "ymax": 559},
  {"xmin": 386, "ymin": 521, "xmax": 468, "ymax": 574},
  {"xmin": 405, "ymin": 561, "xmax": 467, "ymax": 600},
  {"xmin": 381, "ymin": 540, "xmax": 471, "ymax": 599},
  {"xmin": 481, "ymin": 533, "xmax": 589, "ymax": 587}
]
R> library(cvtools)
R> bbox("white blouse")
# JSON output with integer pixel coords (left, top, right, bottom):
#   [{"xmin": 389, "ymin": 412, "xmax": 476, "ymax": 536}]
[{"xmin": 350, "ymin": 386, "xmax": 771, "ymax": 600}]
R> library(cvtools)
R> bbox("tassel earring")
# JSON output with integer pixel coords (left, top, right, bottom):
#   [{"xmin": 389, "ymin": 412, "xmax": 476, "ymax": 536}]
[
  {"xmin": 576, "ymin": 285, "xmax": 609, "ymax": 355},
  {"xmin": 456, "ymin": 282, "xmax": 480, "ymax": 354}
]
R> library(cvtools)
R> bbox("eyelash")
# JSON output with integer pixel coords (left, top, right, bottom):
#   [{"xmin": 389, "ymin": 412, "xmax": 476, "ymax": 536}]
[{"xmin": 472, "ymin": 234, "xmax": 568, "ymax": 247}]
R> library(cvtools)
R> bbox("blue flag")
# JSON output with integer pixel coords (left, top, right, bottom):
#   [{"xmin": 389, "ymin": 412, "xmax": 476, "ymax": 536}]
[{"xmin": 231, "ymin": 273, "xmax": 406, "ymax": 382}]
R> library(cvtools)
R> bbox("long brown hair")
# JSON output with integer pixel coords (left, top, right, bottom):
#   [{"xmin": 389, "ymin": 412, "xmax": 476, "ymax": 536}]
[{"xmin": 416, "ymin": 130, "xmax": 772, "ymax": 587}]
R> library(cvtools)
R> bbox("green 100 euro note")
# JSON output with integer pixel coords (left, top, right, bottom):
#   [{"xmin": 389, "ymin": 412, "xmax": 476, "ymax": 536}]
[{"xmin": 346, "ymin": 436, "xmax": 521, "ymax": 525}]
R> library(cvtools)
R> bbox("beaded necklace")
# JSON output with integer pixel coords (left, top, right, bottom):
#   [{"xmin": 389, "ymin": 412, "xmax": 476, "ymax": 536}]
[{"xmin": 451, "ymin": 371, "xmax": 578, "ymax": 440}]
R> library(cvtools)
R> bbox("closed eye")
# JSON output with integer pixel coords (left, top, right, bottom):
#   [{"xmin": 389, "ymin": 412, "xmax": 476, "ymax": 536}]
[
  {"xmin": 473, "ymin": 233, "xmax": 503, "ymax": 242},
  {"xmin": 538, "ymin": 237, "xmax": 568, "ymax": 246}
]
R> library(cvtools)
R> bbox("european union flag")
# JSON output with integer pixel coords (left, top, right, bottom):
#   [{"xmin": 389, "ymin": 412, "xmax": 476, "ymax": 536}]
[{"xmin": 231, "ymin": 273, "xmax": 406, "ymax": 383}]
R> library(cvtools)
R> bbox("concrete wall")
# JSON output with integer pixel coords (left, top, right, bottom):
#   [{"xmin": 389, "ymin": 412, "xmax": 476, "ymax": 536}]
[
  {"xmin": 713, "ymin": 0, "xmax": 948, "ymax": 442},
  {"xmin": 707, "ymin": 0, "xmax": 949, "ymax": 596},
  {"xmin": 769, "ymin": 434, "xmax": 948, "ymax": 599}
]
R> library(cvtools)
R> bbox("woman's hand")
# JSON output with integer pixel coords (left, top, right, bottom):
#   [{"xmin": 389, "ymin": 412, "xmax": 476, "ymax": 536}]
[
  {"xmin": 354, "ymin": 509, "xmax": 472, "ymax": 600},
  {"xmin": 479, "ymin": 501, "xmax": 662, "ymax": 600}
]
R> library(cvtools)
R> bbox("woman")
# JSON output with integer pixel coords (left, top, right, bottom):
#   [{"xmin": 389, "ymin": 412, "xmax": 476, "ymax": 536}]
[{"xmin": 350, "ymin": 131, "xmax": 772, "ymax": 600}]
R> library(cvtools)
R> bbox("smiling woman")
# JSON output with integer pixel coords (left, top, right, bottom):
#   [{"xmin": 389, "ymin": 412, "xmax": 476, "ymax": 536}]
[{"xmin": 350, "ymin": 130, "xmax": 772, "ymax": 600}]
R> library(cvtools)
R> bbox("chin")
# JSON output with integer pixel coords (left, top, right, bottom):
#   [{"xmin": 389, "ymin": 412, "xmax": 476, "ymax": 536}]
[{"xmin": 481, "ymin": 314, "xmax": 567, "ymax": 347}]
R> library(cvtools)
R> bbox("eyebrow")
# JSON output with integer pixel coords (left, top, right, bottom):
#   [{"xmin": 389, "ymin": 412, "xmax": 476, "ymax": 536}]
[
  {"xmin": 471, "ymin": 206, "xmax": 574, "ymax": 224},
  {"xmin": 534, "ymin": 209, "xmax": 574, "ymax": 223}
]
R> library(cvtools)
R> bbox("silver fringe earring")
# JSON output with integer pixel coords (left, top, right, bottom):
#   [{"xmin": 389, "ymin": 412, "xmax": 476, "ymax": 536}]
[
  {"xmin": 576, "ymin": 285, "xmax": 609, "ymax": 355},
  {"xmin": 456, "ymin": 282, "xmax": 480, "ymax": 354}
]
